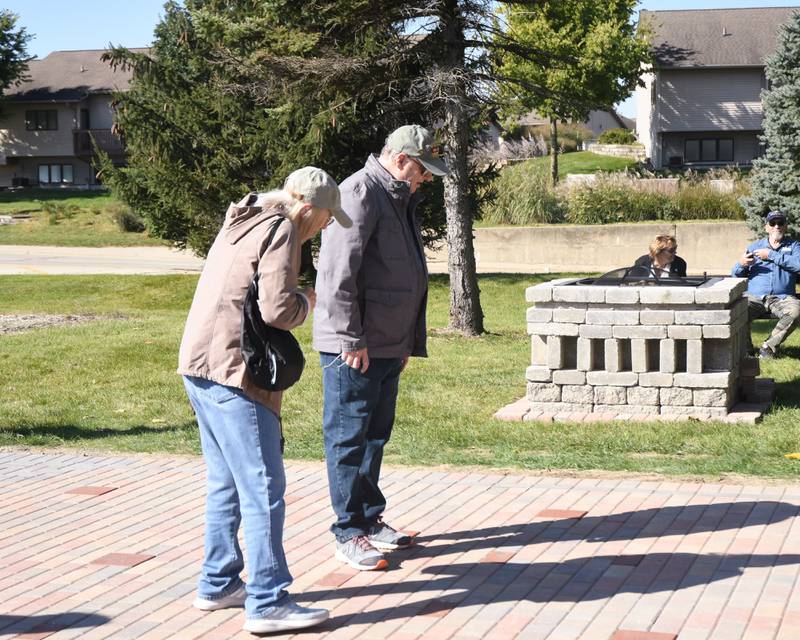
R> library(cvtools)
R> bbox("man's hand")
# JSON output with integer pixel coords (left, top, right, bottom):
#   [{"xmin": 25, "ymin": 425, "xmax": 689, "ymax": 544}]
[
  {"xmin": 400, "ymin": 355, "xmax": 410, "ymax": 372},
  {"xmin": 342, "ymin": 347, "xmax": 369, "ymax": 373},
  {"xmin": 302, "ymin": 287, "xmax": 317, "ymax": 311},
  {"xmin": 739, "ymin": 251, "xmax": 755, "ymax": 267},
  {"xmin": 753, "ymin": 248, "xmax": 771, "ymax": 261}
]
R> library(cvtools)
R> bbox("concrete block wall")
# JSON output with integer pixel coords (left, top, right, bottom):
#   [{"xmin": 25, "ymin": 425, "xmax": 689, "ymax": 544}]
[{"xmin": 525, "ymin": 277, "xmax": 751, "ymax": 420}]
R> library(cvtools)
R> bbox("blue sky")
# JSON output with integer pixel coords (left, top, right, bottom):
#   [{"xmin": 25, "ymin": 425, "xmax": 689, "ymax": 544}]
[{"xmin": 7, "ymin": 0, "xmax": 800, "ymax": 117}]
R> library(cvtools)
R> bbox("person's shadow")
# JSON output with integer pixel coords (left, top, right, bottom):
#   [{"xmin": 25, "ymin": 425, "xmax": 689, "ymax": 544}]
[
  {"xmin": 0, "ymin": 613, "xmax": 110, "ymax": 637},
  {"xmin": 298, "ymin": 500, "xmax": 799, "ymax": 630}
]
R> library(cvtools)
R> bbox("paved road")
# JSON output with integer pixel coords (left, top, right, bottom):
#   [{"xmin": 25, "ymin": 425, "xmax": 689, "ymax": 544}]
[
  {"xmin": 1, "ymin": 450, "xmax": 798, "ymax": 639},
  {"xmin": 0, "ymin": 245, "xmax": 519, "ymax": 276},
  {"xmin": 0, "ymin": 245, "xmax": 205, "ymax": 275}
]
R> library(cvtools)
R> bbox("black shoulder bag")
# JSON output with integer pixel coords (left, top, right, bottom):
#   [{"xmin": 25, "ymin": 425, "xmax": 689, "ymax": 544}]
[{"xmin": 240, "ymin": 217, "xmax": 306, "ymax": 391}]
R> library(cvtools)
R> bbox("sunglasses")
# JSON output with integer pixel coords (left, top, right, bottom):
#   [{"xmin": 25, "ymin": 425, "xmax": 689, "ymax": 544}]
[
  {"xmin": 659, "ymin": 247, "xmax": 677, "ymax": 254},
  {"xmin": 409, "ymin": 157, "xmax": 431, "ymax": 176},
  {"xmin": 768, "ymin": 219, "xmax": 787, "ymax": 227}
]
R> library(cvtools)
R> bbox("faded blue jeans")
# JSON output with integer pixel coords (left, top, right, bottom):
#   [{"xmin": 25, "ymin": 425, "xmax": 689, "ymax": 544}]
[
  {"xmin": 183, "ymin": 375, "xmax": 292, "ymax": 619},
  {"xmin": 320, "ymin": 354, "xmax": 404, "ymax": 542}
]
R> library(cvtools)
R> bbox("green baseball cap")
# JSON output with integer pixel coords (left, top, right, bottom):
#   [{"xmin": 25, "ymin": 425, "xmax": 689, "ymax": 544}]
[
  {"xmin": 283, "ymin": 166, "xmax": 352, "ymax": 228},
  {"xmin": 385, "ymin": 124, "xmax": 449, "ymax": 176}
]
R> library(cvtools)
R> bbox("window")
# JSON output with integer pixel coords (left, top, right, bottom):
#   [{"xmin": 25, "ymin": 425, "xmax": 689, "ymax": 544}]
[
  {"xmin": 25, "ymin": 109, "xmax": 58, "ymax": 131},
  {"xmin": 685, "ymin": 140, "xmax": 700, "ymax": 163},
  {"xmin": 38, "ymin": 164, "xmax": 74, "ymax": 184},
  {"xmin": 718, "ymin": 139, "xmax": 734, "ymax": 162},
  {"xmin": 701, "ymin": 140, "xmax": 716, "ymax": 162},
  {"xmin": 684, "ymin": 138, "xmax": 734, "ymax": 163}
]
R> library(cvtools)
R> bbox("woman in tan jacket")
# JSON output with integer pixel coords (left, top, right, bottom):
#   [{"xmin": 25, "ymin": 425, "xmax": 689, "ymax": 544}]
[{"xmin": 178, "ymin": 167, "xmax": 351, "ymax": 635}]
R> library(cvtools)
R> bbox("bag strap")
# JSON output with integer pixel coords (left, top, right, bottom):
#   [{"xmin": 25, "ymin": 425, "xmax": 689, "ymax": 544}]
[
  {"xmin": 251, "ymin": 215, "xmax": 289, "ymax": 453},
  {"xmin": 253, "ymin": 216, "xmax": 288, "ymax": 286}
]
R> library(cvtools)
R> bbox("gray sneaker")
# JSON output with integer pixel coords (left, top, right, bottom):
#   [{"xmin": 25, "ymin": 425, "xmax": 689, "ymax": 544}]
[
  {"xmin": 368, "ymin": 518, "xmax": 415, "ymax": 550},
  {"xmin": 193, "ymin": 584, "xmax": 247, "ymax": 611},
  {"xmin": 243, "ymin": 600, "xmax": 329, "ymax": 634},
  {"xmin": 335, "ymin": 535, "xmax": 388, "ymax": 570}
]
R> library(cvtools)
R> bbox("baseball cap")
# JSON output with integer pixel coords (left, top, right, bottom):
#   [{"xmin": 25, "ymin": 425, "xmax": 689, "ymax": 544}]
[
  {"xmin": 765, "ymin": 210, "xmax": 787, "ymax": 224},
  {"xmin": 283, "ymin": 166, "xmax": 352, "ymax": 228},
  {"xmin": 385, "ymin": 124, "xmax": 450, "ymax": 176}
]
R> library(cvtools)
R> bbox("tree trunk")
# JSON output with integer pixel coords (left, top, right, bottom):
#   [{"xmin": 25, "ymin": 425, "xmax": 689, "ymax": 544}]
[
  {"xmin": 441, "ymin": 3, "xmax": 484, "ymax": 336},
  {"xmin": 549, "ymin": 117, "xmax": 559, "ymax": 185}
]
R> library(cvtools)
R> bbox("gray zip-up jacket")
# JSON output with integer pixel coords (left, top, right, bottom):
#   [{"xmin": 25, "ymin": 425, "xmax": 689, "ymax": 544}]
[{"xmin": 313, "ymin": 154, "xmax": 428, "ymax": 358}]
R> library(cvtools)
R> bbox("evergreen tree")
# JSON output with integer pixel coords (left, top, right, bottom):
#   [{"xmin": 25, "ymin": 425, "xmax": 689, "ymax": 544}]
[
  {"xmin": 101, "ymin": 1, "xmax": 443, "ymax": 256},
  {"xmin": 214, "ymin": 1, "xmax": 559, "ymax": 335},
  {"xmin": 741, "ymin": 10, "xmax": 800, "ymax": 237}
]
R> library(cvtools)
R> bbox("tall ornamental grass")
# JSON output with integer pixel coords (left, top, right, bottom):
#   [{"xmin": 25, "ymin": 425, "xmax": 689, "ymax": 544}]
[{"xmin": 481, "ymin": 164, "xmax": 748, "ymax": 225}]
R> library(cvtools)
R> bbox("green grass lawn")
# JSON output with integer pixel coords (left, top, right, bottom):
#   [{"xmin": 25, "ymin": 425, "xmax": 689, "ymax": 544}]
[
  {"xmin": 0, "ymin": 188, "xmax": 165, "ymax": 247},
  {"xmin": 1, "ymin": 273, "xmax": 799, "ymax": 480},
  {"xmin": 523, "ymin": 151, "xmax": 637, "ymax": 176}
]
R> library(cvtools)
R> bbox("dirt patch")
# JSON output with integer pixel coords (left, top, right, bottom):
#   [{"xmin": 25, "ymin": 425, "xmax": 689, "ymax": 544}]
[{"xmin": 0, "ymin": 314, "xmax": 103, "ymax": 334}]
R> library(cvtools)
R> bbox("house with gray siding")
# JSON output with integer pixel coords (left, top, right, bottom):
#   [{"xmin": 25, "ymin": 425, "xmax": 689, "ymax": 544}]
[
  {"xmin": 635, "ymin": 7, "xmax": 799, "ymax": 170},
  {"xmin": 0, "ymin": 49, "xmax": 140, "ymax": 188}
]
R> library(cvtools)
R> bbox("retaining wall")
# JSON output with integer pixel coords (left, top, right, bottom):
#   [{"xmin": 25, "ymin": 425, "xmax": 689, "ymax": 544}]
[{"xmin": 426, "ymin": 222, "xmax": 752, "ymax": 275}]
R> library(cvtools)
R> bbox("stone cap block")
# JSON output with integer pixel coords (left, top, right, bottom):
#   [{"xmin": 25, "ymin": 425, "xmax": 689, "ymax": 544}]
[
  {"xmin": 639, "ymin": 287, "xmax": 696, "ymax": 305},
  {"xmin": 638, "ymin": 372, "xmax": 674, "ymax": 387},
  {"xmin": 526, "ymin": 307, "xmax": 553, "ymax": 322},
  {"xmin": 605, "ymin": 288, "xmax": 640, "ymax": 304},
  {"xmin": 526, "ymin": 366, "xmax": 552, "ymax": 382},
  {"xmin": 586, "ymin": 371, "xmax": 639, "ymax": 386},
  {"xmin": 527, "ymin": 322, "xmax": 580, "ymax": 336},
  {"xmin": 613, "ymin": 325, "xmax": 667, "ymax": 339},
  {"xmin": 553, "ymin": 285, "xmax": 607, "ymax": 304},
  {"xmin": 672, "ymin": 372, "xmax": 733, "ymax": 388},
  {"xmin": 579, "ymin": 325, "xmax": 613, "ymax": 338},
  {"xmin": 525, "ymin": 278, "xmax": 576, "ymax": 302},
  {"xmin": 694, "ymin": 277, "xmax": 748, "ymax": 305}
]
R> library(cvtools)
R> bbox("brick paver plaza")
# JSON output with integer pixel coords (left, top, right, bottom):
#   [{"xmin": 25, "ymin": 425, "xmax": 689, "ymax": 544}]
[{"xmin": 1, "ymin": 450, "xmax": 799, "ymax": 639}]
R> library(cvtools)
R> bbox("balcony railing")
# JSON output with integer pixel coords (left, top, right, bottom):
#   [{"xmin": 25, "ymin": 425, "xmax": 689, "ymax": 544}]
[{"xmin": 73, "ymin": 129, "xmax": 125, "ymax": 157}]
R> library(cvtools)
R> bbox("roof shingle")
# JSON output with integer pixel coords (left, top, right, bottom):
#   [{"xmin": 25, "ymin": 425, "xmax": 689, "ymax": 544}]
[
  {"xmin": 642, "ymin": 7, "xmax": 800, "ymax": 68},
  {"xmin": 5, "ymin": 49, "xmax": 147, "ymax": 102}
]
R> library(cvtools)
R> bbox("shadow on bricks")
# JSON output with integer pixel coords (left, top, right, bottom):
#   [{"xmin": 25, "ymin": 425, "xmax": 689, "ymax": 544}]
[
  {"xmin": 302, "ymin": 552, "xmax": 800, "ymax": 624},
  {"xmin": 297, "ymin": 501, "xmax": 800, "ymax": 623},
  {"xmin": 0, "ymin": 613, "xmax": 110, "ymax": 637},
  {"xmin": 407, "ymin": 500, "xmax": 798, "ymax": 552}
]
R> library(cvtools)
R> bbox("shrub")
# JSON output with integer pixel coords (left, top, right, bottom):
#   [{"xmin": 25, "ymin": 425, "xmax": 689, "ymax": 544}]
[
  {"xmin": 598, "ymin": 128, "xmax": 637, "ymax": 145},
  {"xmin": 481, "ymin": 161, "xmax": 565, "ymax": 224},
  {"xmin": 565, "ymin": 177, "xmax": 677, "ymax": 224},
  {"xmin": 40, "ymin": 201, "xmax": 59, "ymax": 225},
  {"xmin": 107, "ymin": 203, "xmax": 146, "ymax": 233},
  {"xmin": 675, "ymin": 183, "xmax": 746, "ymax": 220}
]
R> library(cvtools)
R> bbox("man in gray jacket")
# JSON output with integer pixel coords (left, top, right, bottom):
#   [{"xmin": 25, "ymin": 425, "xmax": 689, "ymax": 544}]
[{"xmin": 313, "ymin": 125, "xmax": 448, "ymax": 570}]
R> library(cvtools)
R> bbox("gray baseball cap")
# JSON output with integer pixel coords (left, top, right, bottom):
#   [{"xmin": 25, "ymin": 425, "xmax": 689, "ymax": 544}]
[
  {"xmin": 385, "ymin": 124, "xmax": 449, "ymax": 176},
  {"xmin": 283, "ymin": 166, "xmax": 352, "ymax": 228}
]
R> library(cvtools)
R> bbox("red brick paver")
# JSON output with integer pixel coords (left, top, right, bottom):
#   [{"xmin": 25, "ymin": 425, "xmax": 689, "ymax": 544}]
[{"xmin": 0, "ymin": 451, "xmax": 798, "ymax": 639}]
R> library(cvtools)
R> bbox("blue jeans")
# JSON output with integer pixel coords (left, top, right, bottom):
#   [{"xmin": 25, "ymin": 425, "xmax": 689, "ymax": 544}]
[
  {"xmin": 320, "ymin": 354, "xmax": 404, "ymax": 542},
  {"xmin": 183, "ymin": 376, "xmax": 292, "ymax": 619}
]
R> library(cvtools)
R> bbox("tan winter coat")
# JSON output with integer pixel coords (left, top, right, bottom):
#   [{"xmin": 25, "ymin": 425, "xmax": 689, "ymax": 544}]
[{"xmin": 178, "ymin": 191, "xmax": 308, "ymax": 416}]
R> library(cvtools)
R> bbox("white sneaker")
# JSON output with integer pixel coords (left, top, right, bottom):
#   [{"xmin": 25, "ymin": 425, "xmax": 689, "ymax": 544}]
[
  {"xmin": 243, "ymin": 600, "xmax": 329, "ymax": 633},
  {"xmin": 193, "ymin": 585, "xmax": 247, "ymax": 611}
]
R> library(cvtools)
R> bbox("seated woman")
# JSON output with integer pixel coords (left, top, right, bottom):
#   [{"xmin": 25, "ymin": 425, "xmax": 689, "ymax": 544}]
[{"xmin": 633, "ymin": 234, "xmax": 687, "ymax": 278}]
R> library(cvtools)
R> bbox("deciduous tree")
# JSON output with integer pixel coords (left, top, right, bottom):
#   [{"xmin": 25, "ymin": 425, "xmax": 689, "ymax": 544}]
[{"xmin": 495, "ymin": 1, "xmax": 649, "ymax": 184}]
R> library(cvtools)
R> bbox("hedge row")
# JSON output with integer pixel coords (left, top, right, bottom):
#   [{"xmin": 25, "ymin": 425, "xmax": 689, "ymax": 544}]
[{"xmin": 482, "ymin": 164, "xmax": 748, "ymax": 225}]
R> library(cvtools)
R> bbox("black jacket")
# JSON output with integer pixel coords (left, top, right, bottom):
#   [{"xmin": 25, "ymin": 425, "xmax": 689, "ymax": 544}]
[{"xmin": 634, "ymin": 254, "xmax": 687, "ymax": 278}]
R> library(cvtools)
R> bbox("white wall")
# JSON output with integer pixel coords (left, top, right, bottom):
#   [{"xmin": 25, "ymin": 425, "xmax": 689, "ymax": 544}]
[
  {"xmin": 657, "ymin": 68, "xmax": 764, "ymax": 132},
  {"xmin": 0, "ymin": 103, "xmax": 78, "ymax": 157},
  {"xmin": 635, "ymin": 69, "xmax": 656, "ymax": 163}
]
